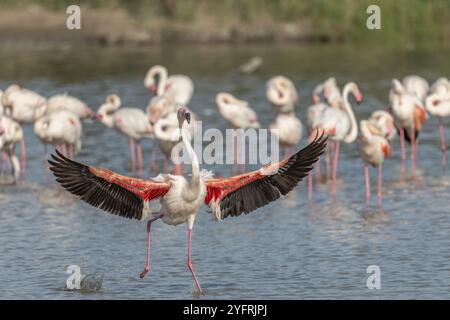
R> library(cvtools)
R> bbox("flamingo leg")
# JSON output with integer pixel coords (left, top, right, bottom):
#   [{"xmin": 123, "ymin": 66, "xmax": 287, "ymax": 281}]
[
  {"xmin": 365, "ymin": 164, "xmax": 370, "ymax": 206},
  {"xmin": 150, "ymin": 147, "xmax": 158, "ymax": 175},
  {"xmin": 308, "ymin": 172, "xmax": 313, "ymax": 206},
  {"xmin": 44, "ymin": 144, "xmax": 51, "ymax": 184},
  {"xmin": 188, "ymin": 227, "xmax": 203, "ymax": 294},
  {"xmin": 331, "ymin": 141, "xmax": 340, "ymax": 196},
  {"xmin": 62, "ymin": 143, "xmax": 68, "ymax": 157},
  {"xmin": 316, "ymin": 158, "xmax": 322, "ymax": 182},
  {"xmin": 327, "ymin": 141, "xmax": 334, "ymax": 180},
  {"xmin": 390, "ymin": 142, "xmax": 394, "ymax": 158},
  {"xmin": 20, "ymin": 137, "xmax": 26, "ymax": 179},
  {"xmin": 410, "ymin": 125, "xmax": 415, "ymax": 175},
  {"xmin": 400, "ymin": 128, "xmax": 406, "ymax": 175},
  {"xmin": 139, "ymin": 216, "xmax": 160, "ymax": 279},
  {"xmin": 69, "ymin": 144, "xmax": 73, "ymax": 160},
  {"xmin": 439, "ymin": 118, "xmax": 446, "ymax": 167},
  {"xmin": 136, "ymin": 142, "xmax": 143, "ymax": 177},
  {"xmin": 129, "ymin": 138, "xmax": 136, "ymax": 176},
  {"xmin": 377, "ymin": 163, "xmax": 383, "ymax": 208}
]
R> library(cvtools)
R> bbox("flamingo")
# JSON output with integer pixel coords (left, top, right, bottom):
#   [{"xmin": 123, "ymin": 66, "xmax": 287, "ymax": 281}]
[
  {"xmin": 216, "ymin": 92, "xmax": 260, "ymax": 172},
  {"xmin": 425, "ymin": 91, "xmax": 450, "ymax": 166},
  {"xmin": 311, "ymin": 77, "xmax": 342, "ymax": 106},
  {"xmin": 37, "ymin": 94, "xmax": 94, "ymax": 120},
  {"xmin": 360, "ymin": 120, "xmax": 389, "ymax": 207},
  {"xmin": 390, "ymin": 79, "xmax": 427, "ymax": 173},
  {"xmin": 96, "ymin": 95, "xmax": 153, "ymax": 177},
  {"xmin": 147, "ymin": 95, "xmax": 178, "ymax": 125},
  {"xmin": 34, "ymin": 109, "xmax": 82, "ymax": 159},
  {"xmin": 269, "ymin": 113, "xmax": 302, "ymax": 157},
  {"xmin": 0, "ymin": 115, "xmax": 22, "ymax": 182},
  {"xmin": 403, "ymin": 75, "xmax": 429, "ymax": 102},
  {"xmin": 312, "ymin": 82, "xmax": 361, "ymax": 197},
  {"xmin": 430, "ymin": 77, "xmax": 450, "ymax": 95},
  {"xmin": 266, "ymin": 76, "xmax": 299, "ymax": 113},
  {"xmin": 368, "ymin": 110, "xmax": 396, "ymax": 157},
  {"xmin": 144, "ymin": 65, "xmax": 194, "ymax": 106},
  {"xmin": 49, "ymin": 108, "xmax": 327, "ymax": 294},
  {"xmin": 1, "ymin": 84, "xmax": 46, "ymax": 177}
]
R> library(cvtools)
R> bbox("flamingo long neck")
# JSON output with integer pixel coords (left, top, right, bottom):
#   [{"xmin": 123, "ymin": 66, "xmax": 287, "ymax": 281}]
[
  {"xmin": 181, "ymin": 124, "xmax": 200, "ymax": 190},
  {"xmin": 156, "ymin": 68, "xmax": 168, "ymax": 96},
  {"xmin": 342, "ymin": 84, "xmax": 358, "ymax": 143}
]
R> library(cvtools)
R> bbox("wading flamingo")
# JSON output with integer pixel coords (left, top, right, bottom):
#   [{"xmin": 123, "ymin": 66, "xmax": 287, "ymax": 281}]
[
  {"xmin": 1, "ymin": 84, "xmax": 46, "ymax": 177},
  {"xmin": 96, "ymin": 95, "xmax": 153, "ymax": 177},
  {"xmin": 368, "ymin": 110, "xmax": 396, "ymax": 157},
  {"xmin": 216, "ymin": 92, "xmax": 260, "ymax": 173},
  {"xmin": 425, "ymin": 91, "xmax": 450, "ymax": 166},
  {"xmin": 0, "ymin": 115, "xmax": 22, "ymax": 182},
  {"xmin": 310, "ymin": 82, "xmax": 361, "ymax": 198},
  {"xmin": 266, "ymin": 76, "xmax": 299, "ymax": 113},
  {"xmin": 269, "ymin": 112, "xmax": 302, "ymax": 157},
  {"xmin": 49, "ymin": 108, "xmax": 327, "ymax": 294},
  {"xmin": 144, "ymin": 65, "xmax": 194, "ymax": 106},
  {"xmin": 360, "ymin": 120, "xmax": 389, "ymax": 207},
  {"xmin": 390, "ymin": 79, "xmax": 427, "ymax": 174}
]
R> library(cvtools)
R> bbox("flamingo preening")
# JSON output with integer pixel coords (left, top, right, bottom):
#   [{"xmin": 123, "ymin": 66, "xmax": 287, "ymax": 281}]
[
  {"xmin": 1, "ymin": 84, "xmax": 46, "ymax": 177},
  {"xmin": 360, "ymin": 120, "xmax": 389, "ymax": 207},
  {"xmin": 390, "ymin": 79, "xmax": 427, "ymax": 174},
  {"xmin": 49, "ymin": 108, "xmax": 327, "ymax": 294},
  {"xmin": 96, "ymin": 95, "xmax": 153, "ymax": 177},
  {"xmin": 425, "ymin": 90, "xmax": 450, "ymax": 166},
  {"xmin": 266, "ymin": 75, "xmax": 299, "ymax": 113},
  {"xmin": 368, "ymin": 110, "xmax": 396, "ymax": 157},
  {"xmin": 144, "ymin": 65, "xmax": 194, "ymax": 106},
  {"xmin": 309, "ymin": 82, "xmax": 361, "ymax": 199}
]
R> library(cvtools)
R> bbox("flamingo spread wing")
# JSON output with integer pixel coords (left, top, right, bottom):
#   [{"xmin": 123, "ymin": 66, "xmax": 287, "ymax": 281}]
[
  {"xmin": 48, "ymin": 150, "xmax": 170, "ymax": 219},
  {"xmin": 205, "ymin": 134, "xmax": 327, "ymax": 219}
]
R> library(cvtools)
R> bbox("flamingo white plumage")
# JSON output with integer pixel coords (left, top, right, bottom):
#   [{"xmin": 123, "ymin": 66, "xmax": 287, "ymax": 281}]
[
  {"xmin": 403, "ymin": 75, "xmax": 429, "ymax": 102},
  {"xmin": 0, "ymin": 115, "xmax": 22, "ymax": 182},
  {"xmin": 96, "ymin": 95, "xmax": 153, "ymax": 177},
  {"xmin": 37, "ymin": 94, "xmax": 94, "ymax": 120},
  {"xmin": 49, "ymin": 108, "xmax": 327, "ymax": 294},
  {"xmin": 266, "ymin": 75, "xmax": 299, "ymax": 113},
  {"xmin": 269, "ymin": 112, "xmax": 303, "ymax": 157},
  {"xmin": 216, "ymin": 93, "xmax": 260, "ymax": 129},
  {"xmin": 144, "ymin": 65, "xmax": 194, "ymax": 106},
  {"xmin": 360, "ymin": 120, "xmax": 389, "ymax": 207}
]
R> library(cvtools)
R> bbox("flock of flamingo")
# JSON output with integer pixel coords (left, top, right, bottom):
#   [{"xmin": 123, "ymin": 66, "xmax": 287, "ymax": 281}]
[{"xmin": 1, "ymin": 65, "xmax": 450, "ymax": 293}]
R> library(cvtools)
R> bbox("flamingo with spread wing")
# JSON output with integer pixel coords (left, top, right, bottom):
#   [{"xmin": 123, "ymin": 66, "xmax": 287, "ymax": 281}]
[{"xmin": 49, "ymin": 108, "xmax": 327, "ymax": 294}]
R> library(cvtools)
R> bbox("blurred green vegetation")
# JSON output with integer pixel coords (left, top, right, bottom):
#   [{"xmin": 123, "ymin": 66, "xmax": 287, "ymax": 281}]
[{"xmin": 2, "ymin": 0, "xmax": 450, "ymax": 46}]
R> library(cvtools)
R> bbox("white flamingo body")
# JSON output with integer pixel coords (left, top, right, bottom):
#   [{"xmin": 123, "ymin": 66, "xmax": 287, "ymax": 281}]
[
  {"xmin": 147, "ymin": 95, "xmax": 178, "ymax": 125},
  {"xmin": 266, "ymin": 76, "xmax": 298, "ymax": 113},
  {"xmin": 269, "ymin": 113, "xmax": 303, "ymax": 148},
  {"xmin": 144, "ymin": 65, "xmax": 194, "ymax": 106},
  {"xmin": 430, "ymin": 77, "xmax": 450, "ymax": 95},
  {"xmin": 1, "ymin": 85, "xmax": 46, "ymax": 123},
  {"xmin": 425, "ymin": 92, "xmax": 450, "ymax": 118},
  {"xmin": 42, "ymin": 94, "xmax": 94, "ymax": 119},
  {"xmin": 403, "ymin": 75, "xmax": 429, "ymax": 101},
  {"xmin": 368, "ymin": 110, "xmax": 396, "ymax": 141},
  {"xmin": 216, "ymin": 93, "xmax": 260, "ymax": 129}
]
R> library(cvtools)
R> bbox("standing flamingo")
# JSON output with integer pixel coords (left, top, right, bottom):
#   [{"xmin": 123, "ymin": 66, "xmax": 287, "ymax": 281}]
[
  {"xmin": 144, "ymin": 65, "xmax": 194, "ymax": 106},
  {"xmin": 49, "ymin": 108, "xmax": 327, "ymax": 294},
  {"xmin": 266, "ymin": 76, "xmax": 299, "ymax": 113},
  {"xmin": 0, "ymin": 115, "xmax": 23, "ymax": 182},
  {"xmin": 96, "ymin": 95, "xmax": 153, "ymax": 177},
  {"xmin": 269, "ymin": 113, "xmax": 302, "ymax": 157},
  {"xmin": 1, "ymin": 84, "xmax": 46, "ymax": 177},
  {"xmin": 425, "ymin": 91, "xmax": 450, "ymax": 166},
  {"xmin": 312, "ymin": 82, "xmax": 361, "ymax": 197},
  {"xmin": 368, "ymin": 110, "xmax": 396, "ymax": 157},
  {"xmin": 360, "ymin": 120, "xmax": 389, "ymax": 207},
  {"xmin": 390, "ymin": 79, "xmax": 427, "ymax": 173},
  {"xmin": 216, "ymin": 92, "xmax": 260, "ymax": 172}
]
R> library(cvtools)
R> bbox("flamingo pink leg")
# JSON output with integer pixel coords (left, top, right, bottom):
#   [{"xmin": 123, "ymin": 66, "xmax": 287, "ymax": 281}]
[
  {"xmin": 20, "ymin": 137, "xmax": 26, "ymax": 178},
  {"xmin": 308, "ymin": 172, "xmax": 313, "ymax": 206},
  {"xmin": 377, "ymin": 163, "xmax": 383, "ymax": 208},
  {"xmin": 400, "ymin": 128, "xmax": 406, "ymax": 174},
  {"xmin": 136, "ymin": 142, "xmax": 143, "ymax": 177},
  {"xmin": 439, "ymin": 118, "xmax": 446, "ymax": 167},
  {"xmin": 188, "ymin": 228, "xmax": 202, "ymax": 294},
  {"xmin": 390, "ymin": 143, "xmax": 394, "ymax": 158},
  {"xmin": 44, "ymin": 144, "xmax": 51, "ymax": 184},
  {"xmin": 410, "ymin": 126, "xmax": 415, "ymax": 175},
  {"xmin": 139, "ymin": 216, "xmax": 160, "ymax": 279},
  {"xmin": 331, "ymin": 141, "xmax": 340, "ymax": 196},
  {"xmin": 69, "ymin": 144, "xmax": 74, "ymax": 160},
  {"xmin": 129, "ymin": 138, "xmax": 136, "ymax": 176},
  {"xmin": 62, "ymin": 143, "xmax": 67, "ymax": 157},
  {"xmin": 325, "ymin": 143, "xmax": 333, "ymax": 180},
  {"xmin": 1, "ymin": 151, "xmax": 7, "ymax": 172},
  {"xmin": 150, "ymin": 147, "xmax": 158, "ymax": 175},
  {"xmin": 365, "ymin": 164, "xmax": 370, "ymax": 206}
]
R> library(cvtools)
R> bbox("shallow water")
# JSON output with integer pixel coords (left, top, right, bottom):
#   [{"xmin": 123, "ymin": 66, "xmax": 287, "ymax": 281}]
[{"xmin": 1, "ymin": 44, "xmax": 450, "ymax": 299}]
